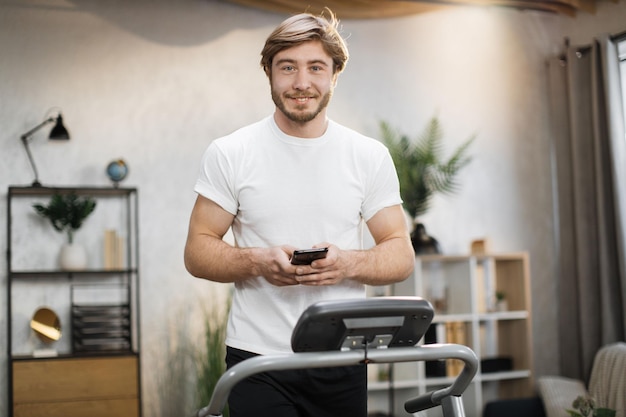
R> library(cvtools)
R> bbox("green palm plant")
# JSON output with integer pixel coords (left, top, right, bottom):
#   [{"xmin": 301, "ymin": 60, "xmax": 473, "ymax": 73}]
[
  {"xmin": 32, "ymin": 193, "xmax": 97, "ymax": 243},
  {"xmin": 381, "ymin": 116, "xmax": 474, "ymax": 221}
]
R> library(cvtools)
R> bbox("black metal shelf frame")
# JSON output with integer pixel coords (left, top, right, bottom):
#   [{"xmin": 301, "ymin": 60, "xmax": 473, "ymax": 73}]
[{"xmin": 5, "ymin": 185, "xmax": 142, "ymax": 417}]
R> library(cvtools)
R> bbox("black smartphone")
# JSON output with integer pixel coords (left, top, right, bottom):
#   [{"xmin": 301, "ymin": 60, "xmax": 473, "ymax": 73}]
[{"xmin": 290, "ymin": 247, "xmax": 329, "ymax": 265}]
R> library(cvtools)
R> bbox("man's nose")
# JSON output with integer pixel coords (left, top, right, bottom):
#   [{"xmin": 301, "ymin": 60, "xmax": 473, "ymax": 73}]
[{"xmin": 293, "ymin": 72, "xmax": 311, "ymax": 90}]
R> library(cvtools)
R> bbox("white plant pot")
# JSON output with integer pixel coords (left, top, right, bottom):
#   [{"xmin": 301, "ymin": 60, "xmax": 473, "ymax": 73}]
[{"xmin": 59, "ymin": 243, "xmax": 87, "ymax": 271}]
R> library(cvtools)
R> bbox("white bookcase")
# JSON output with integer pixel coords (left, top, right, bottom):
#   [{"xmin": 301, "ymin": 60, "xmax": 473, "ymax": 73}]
[{"xmin": 367, "ymin": 253, "xmax": 534, "ymax": 417}]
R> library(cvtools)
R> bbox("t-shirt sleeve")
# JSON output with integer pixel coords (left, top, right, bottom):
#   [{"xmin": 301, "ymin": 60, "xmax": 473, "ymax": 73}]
[
  {"xmin": 194, "ymin": 141, "xmax": 239, "ymax": 216},
  {"xmin": 361, "ymin": 145, "xmax": 403, "ymax": 222}
]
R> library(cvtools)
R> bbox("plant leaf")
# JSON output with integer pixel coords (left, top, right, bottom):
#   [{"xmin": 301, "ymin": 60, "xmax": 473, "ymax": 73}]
[
  {"xmin": 380, "ymin": 116, "xmax": 474, "ymax": 219},
  {"xmin": 595, "ymin": 408, "xmax": 616, "ymax": 417},
  {"xmin": 32, "ymin": 193, "xmax": 97, "ymax": 242}
]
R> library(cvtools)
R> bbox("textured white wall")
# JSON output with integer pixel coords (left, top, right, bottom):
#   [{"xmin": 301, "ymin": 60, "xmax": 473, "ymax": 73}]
[{"xmin": 0, "ymin": 0, "xmax": 623, "ymax": 415}]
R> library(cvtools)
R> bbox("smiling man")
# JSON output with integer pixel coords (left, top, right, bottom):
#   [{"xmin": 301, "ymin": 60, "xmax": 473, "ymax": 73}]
[{"xmin": 184, "ymin": 9, "xmax": 414, "ymax": 417}]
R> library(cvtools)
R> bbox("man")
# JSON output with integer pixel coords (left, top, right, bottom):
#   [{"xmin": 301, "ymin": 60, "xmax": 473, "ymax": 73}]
[{"xmin": 185, "ymin": 9, "xmax": 414, "ymax": 417}]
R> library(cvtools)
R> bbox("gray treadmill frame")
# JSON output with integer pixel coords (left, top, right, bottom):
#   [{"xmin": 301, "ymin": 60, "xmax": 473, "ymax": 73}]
[{"xmin": 197, "ymin": 343, "xmax": 478, "ymax": 417}]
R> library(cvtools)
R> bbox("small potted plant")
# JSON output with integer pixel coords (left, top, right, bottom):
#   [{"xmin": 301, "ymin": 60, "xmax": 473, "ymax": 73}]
[
  {"xmin": 494, "ymin": 291, "xmax": 508, "ymax": 312},
  {"xmin": 33, "ymin": 193, "xmax": 97, "ymax": 270},
  {"xmin": 567, "ymin": 395, "xmax": 615, "ymax": 417}
]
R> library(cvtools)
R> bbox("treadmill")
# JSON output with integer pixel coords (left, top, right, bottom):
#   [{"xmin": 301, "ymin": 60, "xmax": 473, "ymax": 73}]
[{"xmin": 195, "ymin": 296, "xmax": 478, "ymax": 417}]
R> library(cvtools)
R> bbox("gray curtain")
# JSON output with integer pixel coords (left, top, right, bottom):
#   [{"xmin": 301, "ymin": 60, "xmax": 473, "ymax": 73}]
[{"xmin": 548, "ymin": 35, "xmax": 626, "ymax": 383}]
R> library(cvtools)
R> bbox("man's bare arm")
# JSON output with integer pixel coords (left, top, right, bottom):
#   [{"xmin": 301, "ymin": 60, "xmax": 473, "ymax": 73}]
[
  {"xmin": 184, "ymin": 195, "xmax": 298, "ymax": 285},
  {"xmin": 350, "ymin": 204, "xmax": 415, "ymax": 285}
]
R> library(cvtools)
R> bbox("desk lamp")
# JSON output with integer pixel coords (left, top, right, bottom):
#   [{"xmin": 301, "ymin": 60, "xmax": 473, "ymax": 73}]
[{"xmin": 20, "ymin": 113, "xmax": 70, "ymax": 187}]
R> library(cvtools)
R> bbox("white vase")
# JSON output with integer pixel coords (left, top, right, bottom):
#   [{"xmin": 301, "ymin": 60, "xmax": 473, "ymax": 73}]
[{"xmin": 59, "ymin": 243, "xmax": 87, "ymax": 271}]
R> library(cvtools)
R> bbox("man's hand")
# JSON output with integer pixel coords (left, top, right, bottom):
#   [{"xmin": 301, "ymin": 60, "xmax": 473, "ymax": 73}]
[
  {"xmin": 257, "ymin": 244, "xmax": 346, "ymax": 287},
  {"xmin": 257, "ymin": 246, "xmax": 301, "ymax": 286},
  {"xmin": 290, "ymin": 244, "xmax": 351, "ymax": 286}
]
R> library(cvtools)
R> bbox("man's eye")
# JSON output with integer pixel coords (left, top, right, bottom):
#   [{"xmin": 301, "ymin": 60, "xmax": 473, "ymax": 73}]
[
  {"xmin": 311, "ymin": 66, "xmax": 323, "ymax": 72},
  {"xmin": 282, "ymin": 66, "xmax": 295, "ymax": 71}
]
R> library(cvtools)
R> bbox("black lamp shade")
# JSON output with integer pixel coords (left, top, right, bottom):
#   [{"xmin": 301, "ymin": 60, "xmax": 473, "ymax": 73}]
[{"xmin": 49, "ymin": 115, "xmax": 70, "ymax": 140}]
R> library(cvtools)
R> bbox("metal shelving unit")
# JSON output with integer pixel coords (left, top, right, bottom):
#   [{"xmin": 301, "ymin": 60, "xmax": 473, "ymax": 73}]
[{"xmin": 6, "ymin": 186, "xmax": 141, "ymax": 417}]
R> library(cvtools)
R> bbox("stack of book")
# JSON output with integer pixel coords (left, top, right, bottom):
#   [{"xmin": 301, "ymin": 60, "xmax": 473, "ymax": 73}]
[
  {"xmin": 103, "ymin": 229, "xmax": 125, "ymax": 270},
  {"xmin": 72, "ymin": 304, "xmax": 131, "ymax": 353}
]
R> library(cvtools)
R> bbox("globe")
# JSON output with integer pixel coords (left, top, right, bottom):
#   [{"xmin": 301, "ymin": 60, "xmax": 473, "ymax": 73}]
[{"xmin": 106, "ymin": 159, "xmax": 128, "ymax": 186}]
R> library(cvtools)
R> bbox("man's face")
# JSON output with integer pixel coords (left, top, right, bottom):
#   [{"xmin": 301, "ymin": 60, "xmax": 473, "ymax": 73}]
[{"xmin": 269, "ymin": 40, "xmax": 337, "ymax": 124}]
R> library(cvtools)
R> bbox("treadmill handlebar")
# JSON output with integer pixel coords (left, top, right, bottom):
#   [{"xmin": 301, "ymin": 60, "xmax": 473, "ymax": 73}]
[
  {"xmin": 405, "ymin": 391, "xmax": 438, "ymax": 412},
  {"xmin": 196, "ymin": 343, "xmax": 478, "ymax": 417},
  {"xmin": 403, "ymin": 344, "xmax": 479, "ymax": 413}
]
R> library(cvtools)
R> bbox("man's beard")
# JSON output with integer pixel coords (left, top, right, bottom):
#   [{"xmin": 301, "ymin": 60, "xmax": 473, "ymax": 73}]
[{"xmin": 271, "ymin": 88, "xmax": 332, "ymax": 123}]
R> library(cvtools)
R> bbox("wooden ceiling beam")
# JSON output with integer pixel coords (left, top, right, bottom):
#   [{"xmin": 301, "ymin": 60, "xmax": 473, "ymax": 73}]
[{"xmin": 224, "ymin": 0, "xmax": 605, "ymax": 18}]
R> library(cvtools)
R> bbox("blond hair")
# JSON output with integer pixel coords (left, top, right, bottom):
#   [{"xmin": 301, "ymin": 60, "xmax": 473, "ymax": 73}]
[{"xmin": 260, "ymin": 9, "xmax": 349, "ymax": 75}]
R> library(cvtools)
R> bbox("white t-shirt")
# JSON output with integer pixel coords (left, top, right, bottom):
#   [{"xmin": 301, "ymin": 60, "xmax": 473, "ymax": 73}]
[{"xmin": 194, "ymin": 115, "xmax": 402, "ymax": 354}]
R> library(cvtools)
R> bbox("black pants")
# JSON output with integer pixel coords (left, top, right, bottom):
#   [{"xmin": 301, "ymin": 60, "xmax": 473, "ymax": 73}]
[{"xmin": 226, "ymin": 347, "xmax": 367, "ymax": 417}]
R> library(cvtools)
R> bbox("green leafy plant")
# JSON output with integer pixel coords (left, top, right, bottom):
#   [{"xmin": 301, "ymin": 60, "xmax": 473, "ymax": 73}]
[
  {"xmin": 196, "ymin": 297, "xmax": 231, "ymax": 417},
  {"xmin": 567, "ymin": 395, "xmax": 616, "ymax": 417},
  {"xmin": 32, "ymin": 193, "xmax": 97, "ymax": 244},
  {"xmin": 381, "ymin": 116, "xmax": 474, "ymax": 221}
]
